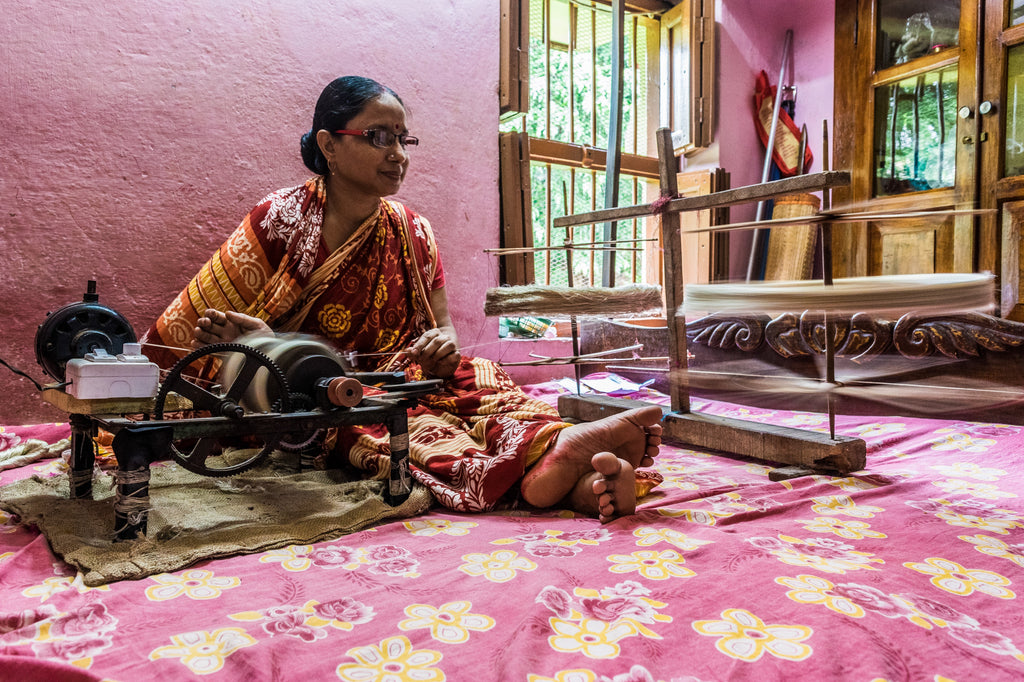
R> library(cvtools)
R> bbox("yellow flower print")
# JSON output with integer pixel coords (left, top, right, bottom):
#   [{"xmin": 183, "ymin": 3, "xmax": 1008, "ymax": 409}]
[
  {"xmin": 1, "ymin": 508, "xmax": 19, "ymax": 533},
  {"xmin": 958, "ymin": 534, "xmax": 1024, "ymax": 568},
  {"xmin": 607, "ymin": 549, "xmax": 696, "ymax": 580},
  {"xmin": 903, "ymin": 557, "xmax": 1015, "ymax": 598},
  {"xmin": 633, "ymin": 527, "xmax": 713, "ymax": 551},
  {"xmin": 337, "ymin": 635, "xmax": 444, "ymax": 682},
  {"xmin": 950, "ymin": 517, "xmax": 1021, "ymax": 536},
  {"xmin": 931, "ymin": 462, "xmax": 1007, "ymax": 481},
  {"xmin": 797, "ymin": 517, "xmax": 887, "ymax": 540},
  {"xmin": 850, "ymin": 421, "xmax": 906, "ymax": 438},
  {"xmin": 753, "ymin": 535, "xmax": 884, "ymax": 574},
  {"xmin": 776, "ymin": 574, "xmax": 865, "ymax": 617},
  {"xmin": 259, "ymin": 545, "xmax": 314, "ymax": 572},
  {"xmin": 547, "ymin": 617, "xmax": 636, "ymax": 659},
  {"xmin": 231, "ymin": 598, "xmax": 374, "ymax": 635},
  {"xmin": 145, "ymin": 570, "xmax": 241, "ymax": 601},
  {"xmin": 459, "ymin": 549, "xmax": 537, "ymax": 582},
  {"xmin": 656, "ymin": 506, "xmax": 729, "ymax": 525},
  {"xmin": 318, "ymin": 303, "xmax": 352, "ymax": 338},
  {"xmin": 31, "ymin": 458, "xmax": 68, "ymax": 477},
  {"xmin": 403, "ymin": 519, "xmax": 478, "ymax": 537},
  {"xmin": 22, "ymin": 574, "xmax": 110, "ymax": 603},
  {"xmin": 376, "ymin": 328, "xmax": 399, "ymax": 352},
  {"xmin": 527, "ymin": 670, "xmax": 597, "ymax": 682},
  {"xmin": 491, "ymin": 528, "xmax": 608, "ymax": 551},
  {"xmin": 373, "ymin": 282, "xmax": 389, "ymax": 309},
  {"xmin": 149, "ymin": 627, "xmax": 256, "ymax": 675},
  {"xmin": 399, "ymin": 601, "xmax": 495, "ymax": 644},
  {"xmin": 781, "ymin": 413, "xmax": 828, "ymax": 428},
  {"xmin": 810, "ymin": 494, "xmax": 884, "ymax": 518},
  {"xmin": 692, "ymin": 608, "xmax": 812, "ymax": 662},
  {"xmin": 826, "ymin": 476, "xmax": 881, "ymax": 492},
  {"xmin": 932, "ymin": 479, "xmax": 1016, "ymax": 499},
  {"xmin": 924, "ymin": 498, "xmax": 1024, "ymax": 534},
  {"xmin": 929, "ymin": 432, "xmax": 996, "ymax": 453}
]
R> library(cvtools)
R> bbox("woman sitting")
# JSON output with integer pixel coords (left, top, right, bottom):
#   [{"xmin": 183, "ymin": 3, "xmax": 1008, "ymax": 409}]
[{"xmin": 142, "ymin": 75, "xmax": 661, "ymax": 522}]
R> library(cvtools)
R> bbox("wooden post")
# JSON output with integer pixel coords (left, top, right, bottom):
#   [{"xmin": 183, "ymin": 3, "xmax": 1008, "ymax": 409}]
[{"xmin": 656, "ymin": 127, "xmax": 690, "ymax": 413}]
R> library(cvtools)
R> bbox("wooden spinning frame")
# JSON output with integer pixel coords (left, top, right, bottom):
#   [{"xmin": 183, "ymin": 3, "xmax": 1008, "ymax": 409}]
[{"xmin": 550, "ymin": 126, "xmax": 999, "ymax": 476}]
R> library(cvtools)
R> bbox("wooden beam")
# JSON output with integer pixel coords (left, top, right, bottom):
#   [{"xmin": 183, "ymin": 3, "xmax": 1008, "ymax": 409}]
[
  {"xmin": 42, "ymin": 388, "xmax": 192, "ymax": 415},
  {"xmin": 557, "ymin": 393, "xmax": 867, "ymax": 473},
  {"xmin": 579, "ymin": 0, "xmax": 675, "ymax": 14},
  {"xmin": 528, "ymin": 138, "xmax": 661, "ymax": 180},
  {"xmin": 656, "ymin": 128, "xmax": 690, "ymax": 412},
  {"xmin": 552, "ymin": 170, "xmax": 852, "ymax": 228}
]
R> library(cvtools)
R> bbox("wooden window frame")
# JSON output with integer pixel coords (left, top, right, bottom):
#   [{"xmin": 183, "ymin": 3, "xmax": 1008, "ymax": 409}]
[{"xmin": 499, "ymin": 0, "xmax": 715, "ymax": 286}]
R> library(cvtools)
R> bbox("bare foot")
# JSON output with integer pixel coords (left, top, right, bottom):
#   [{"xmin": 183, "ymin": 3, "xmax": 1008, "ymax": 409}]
[
  {"xmin": 570, "ymin": 452, "xmax": 635, "ymax": 523},
  {"xmin": 520, "ymin": 406, "xmax": 662, "ymax": 509}
]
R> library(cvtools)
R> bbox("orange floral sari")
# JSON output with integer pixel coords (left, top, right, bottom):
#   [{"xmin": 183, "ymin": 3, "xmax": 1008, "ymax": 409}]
[{"xmin": 143, "ymin": 177, "xmax": 567, "ymax": 511}]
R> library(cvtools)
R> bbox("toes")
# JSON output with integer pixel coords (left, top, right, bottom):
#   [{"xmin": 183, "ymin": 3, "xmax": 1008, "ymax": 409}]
[{"xmin": 591, "ymin": 451, "xmax": 623, "ymax": 477}]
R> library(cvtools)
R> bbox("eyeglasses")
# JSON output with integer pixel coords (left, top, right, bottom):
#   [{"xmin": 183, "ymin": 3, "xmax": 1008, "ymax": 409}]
[{"xmin": 333, "ymin": 129, "xmax": 419, "ymax": 149}]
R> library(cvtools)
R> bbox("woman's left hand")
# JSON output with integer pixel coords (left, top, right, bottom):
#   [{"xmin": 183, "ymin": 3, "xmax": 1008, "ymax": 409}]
[{"xmin": 405, "ymin": 328, "xmax": 461, "ymax": 379}]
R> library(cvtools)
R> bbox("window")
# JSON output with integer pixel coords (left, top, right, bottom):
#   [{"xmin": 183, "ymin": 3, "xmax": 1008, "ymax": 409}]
[{"xmin": 499, "ymin": 0, "xmax": 713, "ymax": 288}]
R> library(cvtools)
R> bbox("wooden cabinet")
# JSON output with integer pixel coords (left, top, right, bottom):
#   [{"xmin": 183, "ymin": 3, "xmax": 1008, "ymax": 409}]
[{"xmin": 834, "ymin": 0, "xmax": 1024, "ymax": 320}]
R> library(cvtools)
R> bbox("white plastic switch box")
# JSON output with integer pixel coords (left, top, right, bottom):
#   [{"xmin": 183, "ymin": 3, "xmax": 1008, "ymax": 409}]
[{"xmin": 65, "ymin": 343, "xmax": 160, "ymax": 400}]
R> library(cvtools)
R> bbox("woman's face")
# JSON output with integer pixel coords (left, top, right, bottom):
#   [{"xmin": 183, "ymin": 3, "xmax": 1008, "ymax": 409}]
[{"xmin": 328, "ymin": 94, "xmax": 411, "ymax": 199}]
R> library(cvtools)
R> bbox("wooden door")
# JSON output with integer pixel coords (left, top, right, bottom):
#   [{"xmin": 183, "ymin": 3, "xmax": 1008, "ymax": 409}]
[
  {"xmin": 982, "ymin": 0, "xmax": 1024, "ymax": 320},
  {"xmin": 833, "ymin": 0, "xmax": 979, "ymax": 278}
]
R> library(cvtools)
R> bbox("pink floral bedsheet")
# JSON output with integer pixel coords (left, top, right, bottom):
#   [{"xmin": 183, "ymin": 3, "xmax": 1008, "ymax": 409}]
[{"xmin": 1, "ymin": 382, "xmax": 1023, "ymax": 681}]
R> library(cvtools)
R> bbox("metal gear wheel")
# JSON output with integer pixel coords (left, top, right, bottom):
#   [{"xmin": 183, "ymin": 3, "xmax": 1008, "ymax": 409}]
[{"xmin": 154, "ymin": 342, "xmax": 291, "ymax": 476}]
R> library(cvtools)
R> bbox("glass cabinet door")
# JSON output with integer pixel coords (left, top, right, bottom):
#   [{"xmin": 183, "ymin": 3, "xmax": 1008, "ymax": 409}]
[
  {"xmin": 876, "ymin": 0, "xmax": 960, "ymax": 70},
  {"xmin": 873, "ymin": 65, "xmax": 958, "ymax": 196},
  {"xmin": 1005, "ymin": 46, "xmax": 1024, "ymax": 177},
  {"xmin": 872, "ymin": 0, "xmax": 963, "ymax": 198}
]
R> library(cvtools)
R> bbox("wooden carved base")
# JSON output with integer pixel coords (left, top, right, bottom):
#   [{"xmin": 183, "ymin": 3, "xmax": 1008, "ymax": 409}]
[{"xmin": 579, "ymin": 311, "xmax": 1024, "ymax": 425}]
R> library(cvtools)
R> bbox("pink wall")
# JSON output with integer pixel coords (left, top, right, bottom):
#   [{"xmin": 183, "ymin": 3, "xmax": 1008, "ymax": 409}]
[
  {"xmin": 688, "ymin": 0, "xmax": 836, "ymax": 278},
  {"xmin": 0, "ymin": 0, "xmax": 837, "ymax": 425},
  {"xmin": 0, "ymin": 0, "xmax": 513, "ymax": 424}
]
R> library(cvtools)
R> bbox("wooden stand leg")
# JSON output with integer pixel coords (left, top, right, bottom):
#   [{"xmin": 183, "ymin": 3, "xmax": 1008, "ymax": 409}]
[
  {"xmin": 385, "ymin": 410, "xmax": 412, "ymax": 506},
  {"xmin": 111, "ymin": 426, "xmax": 173, "ymax": 541},
  {"xmin": 68, "ymin": 414, "xmax": 96, "ymax": 499}
]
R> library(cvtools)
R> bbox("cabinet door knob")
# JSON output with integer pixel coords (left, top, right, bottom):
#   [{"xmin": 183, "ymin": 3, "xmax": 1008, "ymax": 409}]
[
  {"xmin": 979, "ymin": 100, "xmax": 996, "ymax": 115},
  {"xmin": 958, "ymin": 105, "xmax": 973, "ymax": 119}
]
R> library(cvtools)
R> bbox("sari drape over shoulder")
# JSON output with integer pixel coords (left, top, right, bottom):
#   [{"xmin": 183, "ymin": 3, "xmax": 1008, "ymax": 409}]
[{"xmin": 142, "ymin": 177, "xmax": 568, "ymax": 511}]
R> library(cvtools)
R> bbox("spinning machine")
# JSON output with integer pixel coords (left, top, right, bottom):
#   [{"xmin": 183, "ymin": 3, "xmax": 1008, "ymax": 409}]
[
  {"xmin": 489, "ymin": 126, "xmax": 999, "ymax": 478},
  {"xmin": 35, "ymin": 282, "xmax": 440, "ymax": 540}
]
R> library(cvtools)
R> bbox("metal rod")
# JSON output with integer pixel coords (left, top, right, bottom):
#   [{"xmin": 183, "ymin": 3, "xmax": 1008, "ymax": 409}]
[
  {"xmin": 747, "ymin": 29, "xmax": 793, "ymax": 282},
  {"xmin": 821, "ymin": 118, "xmax": 836, "ymax": 439},
  {"xmin": 600, "ymin": 0, "xmax": 625, "ymax": 287},
  {"xmin": 563, "ymin": 181, "xmax": 582, "ymax": 395}
]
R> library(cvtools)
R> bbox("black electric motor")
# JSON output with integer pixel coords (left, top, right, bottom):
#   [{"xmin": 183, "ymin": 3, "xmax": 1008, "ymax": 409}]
[{"xmin": 35, "ymin": 280, "xmax": 137, "ymax": 383}]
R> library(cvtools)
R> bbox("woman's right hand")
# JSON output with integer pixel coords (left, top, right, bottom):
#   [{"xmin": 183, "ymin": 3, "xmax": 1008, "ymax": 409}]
[{"xmin": 193, "ymin": 309, "xmax": 273, "ymax": 348}]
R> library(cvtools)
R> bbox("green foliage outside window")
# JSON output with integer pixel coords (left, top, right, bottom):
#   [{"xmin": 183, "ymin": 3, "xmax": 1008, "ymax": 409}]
[{"xmin": 501, "ymin": 0, "xmax": 657, "ymax": 287}]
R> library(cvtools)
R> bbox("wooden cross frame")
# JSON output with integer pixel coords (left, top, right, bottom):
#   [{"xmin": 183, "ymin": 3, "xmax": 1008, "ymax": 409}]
[{"xmin": 556, "ymin": 127, "xmax": 867, "ymax": 475}]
